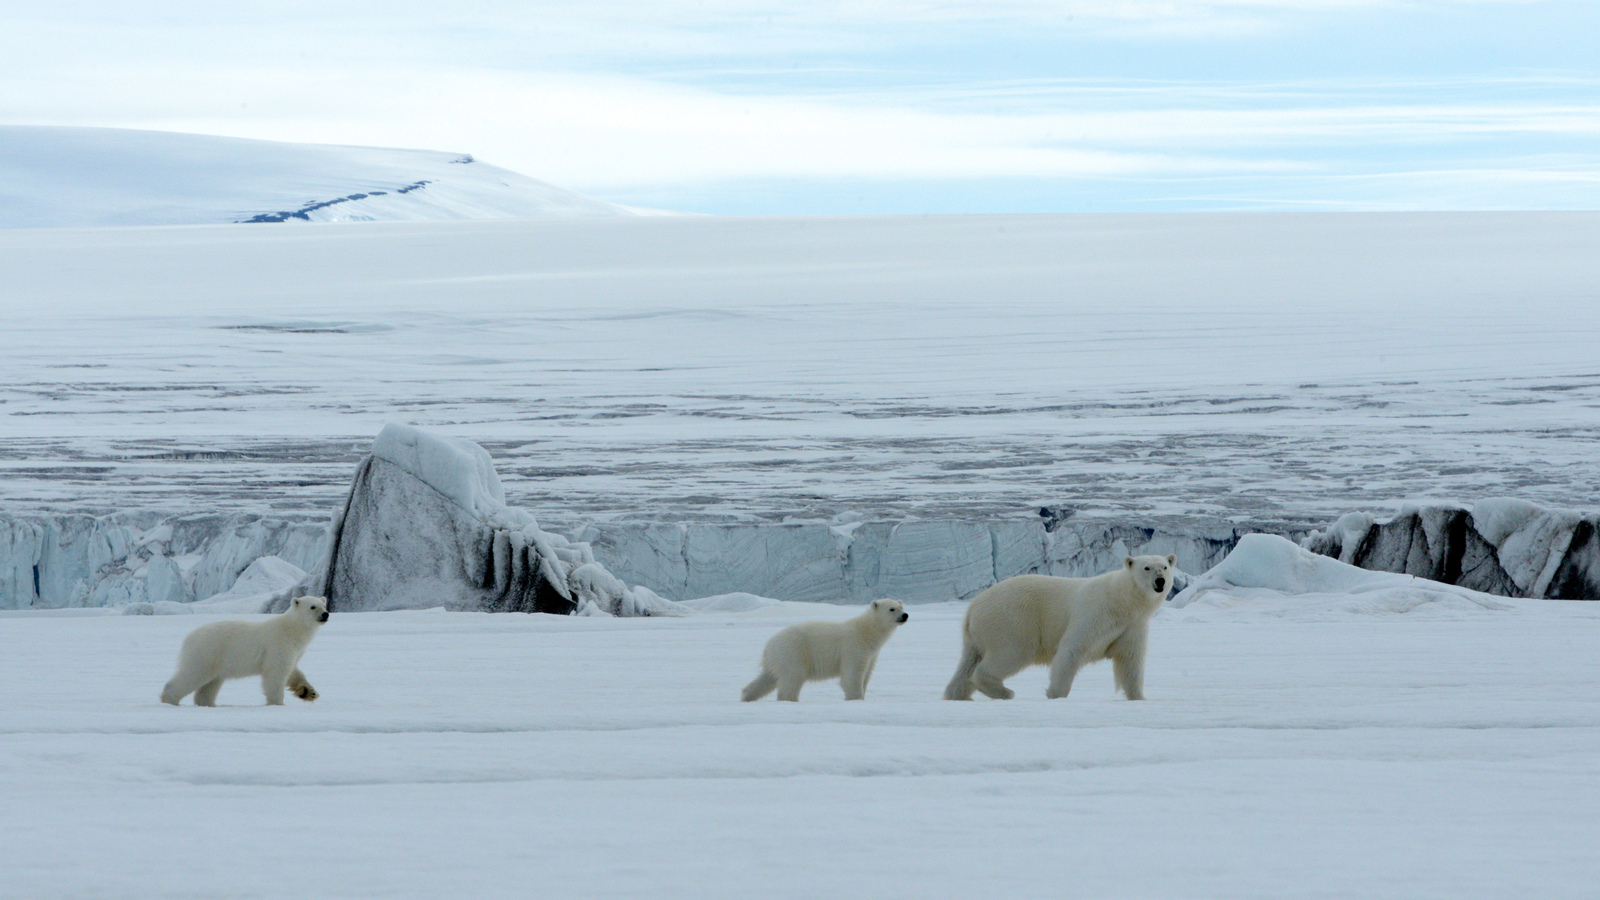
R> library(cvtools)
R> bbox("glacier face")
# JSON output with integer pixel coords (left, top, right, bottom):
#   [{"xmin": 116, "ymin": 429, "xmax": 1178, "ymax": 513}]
[
  {"xmin": 9, "ymin": 499, "xmax": 1600, "ymax": 611},
  {"xmin": 0, "ymin": 505, "xmax": 1248, "ymax": 611},
  {"xmin": 0, "ymin": 511, "xmax": 325, "ymax": 610},
  {"xmin": 6, "ymin": 425, "xmax": 1597, "ymax": 612},
  {"xmin": 572, "ymin": 515, "xmax": 1244, "ymax": 605}
]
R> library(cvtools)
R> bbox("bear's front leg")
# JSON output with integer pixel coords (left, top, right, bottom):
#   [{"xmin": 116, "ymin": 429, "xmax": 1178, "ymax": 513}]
[
  {"xmin": 261, "ymin": 661, "xmax": 291, "ymax": 705},
  {"xmin": 1108, "ymin": 623, "xmax": 1149, "ymax": 700},
  {"xmin": 287, "ymin": 667, "xmax": 319, "ymax": 702},
  {"xmin": 840, "ymin": 659, "xmax": 868, "ymax": 700}
]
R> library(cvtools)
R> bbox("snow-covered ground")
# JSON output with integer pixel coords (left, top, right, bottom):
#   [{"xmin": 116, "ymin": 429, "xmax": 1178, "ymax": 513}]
[
  {"xmin": 4, "ymin": 203, "xmax": 1598, "ymax": 895},
  {"xmin": 4, "ymin": 211, "xmax": 1598, "ymax": 529},
  {"xmin": 0, "ymin": 126, "xmax": 632, "ymax": 227},
  {"xmin": 4, "ymin": 577, "xmax": 1597, "ymax": 899}
]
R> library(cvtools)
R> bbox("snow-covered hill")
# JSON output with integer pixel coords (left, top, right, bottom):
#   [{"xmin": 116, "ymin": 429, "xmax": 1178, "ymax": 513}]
[{"xmin": 0, "ymin": 126, "xmax": 632, "ymax": 226}]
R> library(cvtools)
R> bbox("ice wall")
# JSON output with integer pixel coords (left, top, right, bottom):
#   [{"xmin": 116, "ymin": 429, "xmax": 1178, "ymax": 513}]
[
  {"xmin": 0, "ymin": 506, "xmax": 1248, "ymax": 611},
  {"xmin": 572, "ymin": 513, "xmax": 1247, "ymax": 605},
  {"xmin": 1302, "ymin": 500, "xmax": 1600, "ymax": 599},
  {"xmin": 12, "ymin": 428, "xmax": 1595, "ymax": 612},
  {"xmin": 0, "ymin": 512, "xmax": 325, "ymax": 609}
]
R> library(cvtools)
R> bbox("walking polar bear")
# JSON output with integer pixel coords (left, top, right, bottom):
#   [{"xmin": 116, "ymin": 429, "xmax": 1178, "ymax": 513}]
[
  {"xmin": 742, "ymin": 599, "xmax": 910, "ymax": 701},
  {"xmin": 161, "ymin": 596, "xmax": 330, "ymax": 706},
  {"xmin": 944, "ymin": 555, "xmax": 1175, "ymax": 701}
]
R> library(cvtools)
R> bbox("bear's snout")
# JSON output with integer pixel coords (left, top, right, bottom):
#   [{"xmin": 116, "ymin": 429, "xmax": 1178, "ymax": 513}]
[
  {"xmin": 1153, "ymin": 577, "xmax": 1166, "ymax": 593},
  {"xmin": 898, "ymin": 612, "xmax": 909, "ymax": 623},
  {"xmin": 318, "ymin": 611, "xmax": 330, "ymax": 622}
]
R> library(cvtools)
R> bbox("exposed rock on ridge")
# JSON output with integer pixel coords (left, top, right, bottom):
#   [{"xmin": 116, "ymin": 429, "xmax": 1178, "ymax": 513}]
[
  {"xmin": 1303, "ymin": 499, "xmax": 1600, "ymax": 599},
  {"xmin": 271, "ymin": 424, "xmax": 679, "ymax": 616}
]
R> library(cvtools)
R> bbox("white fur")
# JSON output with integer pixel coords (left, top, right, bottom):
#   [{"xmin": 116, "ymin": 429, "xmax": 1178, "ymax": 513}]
[
  {"xmin": 742, "ymin": 599, "xmax": 909, "ymax": 701},
  {"xmin": 943, "ymin": 555, "xmax": 1175, "ymax": 701},
  {"xmin": 160, "ymin": 596, "xmax": 329, "ymax": 706}
]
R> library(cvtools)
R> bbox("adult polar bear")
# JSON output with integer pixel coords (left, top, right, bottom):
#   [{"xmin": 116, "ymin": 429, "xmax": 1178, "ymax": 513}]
[
  {"xmin": 944, "ymin": 555, "xmax": 1175, "ymax": 701},
  {"xmin": 742, "ymin": 599, "xmax": 910, "ymax": 701},
  {"xmin": 161, "ymin": 596, "xmax": 330, "ymax": 706}
]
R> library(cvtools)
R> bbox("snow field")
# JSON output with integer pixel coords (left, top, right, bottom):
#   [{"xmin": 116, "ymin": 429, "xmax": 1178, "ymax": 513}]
[
  {"xmin": 4, "ymin": 212, "xmax": 1600, "ymax": 525},
  {"xmin": 4, "ymin": 597, "xmax": 1598, "ymax": 899}
]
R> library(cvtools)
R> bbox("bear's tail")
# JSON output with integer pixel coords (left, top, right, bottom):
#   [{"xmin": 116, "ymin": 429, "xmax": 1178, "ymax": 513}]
[
  {"xmin": 741, "ymin": 670, "xmax": 778, "ymax": 702},
  {"xmin": 943, "ymin": 637, "xmax": 981, "ymax": 701}
]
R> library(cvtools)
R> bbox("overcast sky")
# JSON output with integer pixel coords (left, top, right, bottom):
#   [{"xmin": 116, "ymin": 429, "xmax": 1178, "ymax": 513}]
[{"xmin": 4, "ymin": 1, "xmax": 1598, "ymax": 213}]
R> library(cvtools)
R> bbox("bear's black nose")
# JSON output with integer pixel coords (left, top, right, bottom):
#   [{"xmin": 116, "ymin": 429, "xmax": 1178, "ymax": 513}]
[
  {"xmin": 319, "ymin": 612, "xmax": 330, "ymax": 622},
  {"xmin": 899, "ymin": 613, "xmax": 909, "ymax": 622},
  {"xmin": 1153, "ymin": 577, "xmax": 1166, "ymax": 593}
]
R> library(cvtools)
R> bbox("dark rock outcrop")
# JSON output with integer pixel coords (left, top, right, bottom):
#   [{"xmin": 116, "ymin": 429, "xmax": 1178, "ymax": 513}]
[
  {"xmin": 1303, "ymin": 500, "xmax": 1599, "ymax": 599},
  {"xmin": 271, "ymin": 424, "xmax": 681, "ymax": 615}
]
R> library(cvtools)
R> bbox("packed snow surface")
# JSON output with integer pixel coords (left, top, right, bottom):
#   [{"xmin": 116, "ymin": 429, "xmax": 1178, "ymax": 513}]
[
  {"xmin": 4, "ymin": 211, "xmax": 1598, "ymax": 530},
  {"xmin": 0, "ymin": 126, "xmax": 631, "ymax": 227},
  {"xmin": 3, "ymin": 594, "xmax": 1597, "ymax": 899}
]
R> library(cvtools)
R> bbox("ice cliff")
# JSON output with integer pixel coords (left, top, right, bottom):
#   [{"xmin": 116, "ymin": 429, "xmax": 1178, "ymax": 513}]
[
  {"xmin": 0, "ymin": 512, "xmax": 325, "ymax": 609},
  {"xmin": 6, "ymin": 427, "xmax": 1597, "ymax": 612},
  {"xmin": 567, "ymin": 513, "xmax": 1240, "ymax": 605}
]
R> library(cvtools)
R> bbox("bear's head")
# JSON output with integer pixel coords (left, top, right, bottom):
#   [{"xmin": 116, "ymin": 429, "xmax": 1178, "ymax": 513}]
[
  {"xmin": 1124, "ymin": 554, "xmax": 1177, "ymax": 599},
  {"xmin": 871, "ymin": 598, "xmax": 909, "ymax": 625},
  {"xmin": 291, "ymin": 595, "xmax": 331, "ymax": 624}
]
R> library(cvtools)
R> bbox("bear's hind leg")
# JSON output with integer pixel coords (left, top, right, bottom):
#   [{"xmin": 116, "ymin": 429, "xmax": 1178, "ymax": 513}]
[
  {"xmin": 943, "ymin": 641, "xmax": 981, "ymax": 700},
  {"xmin": 969, "ymin": 667, "xmax": 1015, "ymax": 700},
  {"xmin": 775, "ymin": 675, "xmax": 804, "ymax": 702},
  {"xmin": 161, "ymin": 667, "xmax": 206, "ymax": 705},
  {"xmin": 741, "ymin": 670, "xmax": 778, "ymax": 702},
  {"xmin": 970, "ymin": 644, "xmax": 1026, "ymax": 700},
  {"xmin": 193, "ymin": 678, "xmax": 225, "ymax": 707},
  {"xmin": 1045, "ymin": 646, "xmax": 1085, "ymax": 700}
]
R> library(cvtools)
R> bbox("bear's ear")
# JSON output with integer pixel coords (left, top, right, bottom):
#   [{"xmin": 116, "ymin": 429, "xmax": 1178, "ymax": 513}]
[
  {"xmin": 1124, "ymin": 556, "xmax": 1134, "ymax": 568},
  {"xmin": 871, "ymin": 599, "xmax": 882, "ymax": 609},
  {"xmin": 292, "ymin": 597, "xmax": 300, "ymax": 607},
  {"xmin": 1167, "ymin": 554, "xmax": 1177, "ymax": 566}
]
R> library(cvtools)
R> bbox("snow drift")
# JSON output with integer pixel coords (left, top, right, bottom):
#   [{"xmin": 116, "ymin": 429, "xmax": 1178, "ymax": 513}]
[
  {"xmin": 1171, "ymin": 533, "xmax": 1516, "ymax": 617},
  {"xmin": 0, "ymin": 125, "xmax": 632, "ymax": 227}
]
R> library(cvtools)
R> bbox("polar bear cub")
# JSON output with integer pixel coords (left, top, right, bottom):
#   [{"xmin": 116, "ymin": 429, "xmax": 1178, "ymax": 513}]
[
  {"xmin": 742, "ymin": 599, "xmax": 910, "ymax": 701},
  {"xmin": 160, "ymin": 596, "xmax": 330, "ymax": 706},
  {"xmin": 944, "ymin": 555, "xmax": 1175, "ymax": 701}
]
